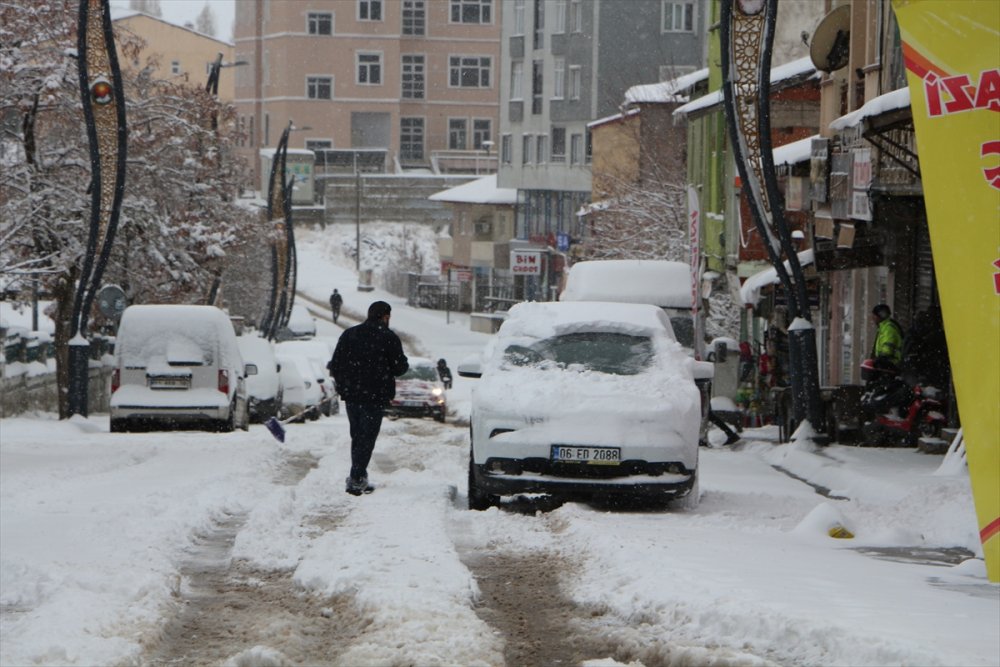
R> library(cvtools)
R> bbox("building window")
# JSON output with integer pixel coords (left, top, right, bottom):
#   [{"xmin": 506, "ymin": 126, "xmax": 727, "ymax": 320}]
[
  {"xmin": 359, "ymin": 0, "xmax": 383, "ymax": 21},
  {"xmin": 473, "ymin": 119, "xmax": 491, "ymax": 149},
  {"xmin": 264, "ymin": 113, "xmax": 270, "ymax": 145},
  {"xmin": 570, "ymin": 133, "xmax": 582, "ymax": 164},
  {"xmin": 449, "ymin": 118, "xmax": 468, "ymax": 150},
  {"xmin": 400, "ymin": 117, "xmax": 424, "ymax": 160},
  {"xmin": 570, "ymin": 0, "xmax": 582, "ymax": 32},
  {"xmin": 551, "ymin": 127, "xmax": 566, "ymax": 161},
  {"xmin": 307, "ymin": 12, "xmax": 333, "ymax": 35},
  {"xmin": 568, "ymin": 65, "xmax": 581, "ymax": 100},
  {"xmin": 171, "ymin": 60, "xmax": 180, "ymax": 75},
  {"xmin": 357, "ymin": 53, "xmax": 382, "ymax": 85},
  {"xmin": 661, "ymin": 1, "xmax": 694, "ymax": 32},
  {"xmin": 248, "ymin": 116, "xmax": 254, "ymax": 147},
  {"xmin": 554, "ymin": 0, "xmax": 567, "ymax": 33},
  {"xmin": 522, "ymin": 134, "xmax": 532, "ymax": 164},
  {"xmin": 402, "ymin": 0, "xmax": 425, "ymax": 35},
  {"xmin": 501, "ymin": 134, "xmax": 512, "ymax": 163},
  {"xmin": 536, "ymin": 134, "xmax": 547, "ymax": 163},
  {"xmin": 533, "ymin": 0, "xmax": 544, "ymax": 49},
  {"xmin": 450, "ymin": 0, "xmax": 491, "ymax": 24},
  {"xmin": 401, "ymin": 54, "xmax": 425, "ymax": 99},
  {"xmin": 449, "ymin": 56, "xmax": 491, "ymax": 88},
  {"xmin": 510, "ymin": 60, "xmax": 523, "ymax": 99},
  {"xmin": 531, "ymin": 60, "xmax": 543, "ymax": 114},
  {"xmin": 307, "ymin": 75, "xmax": 333, "ymax": 99},
  {"xmin": 513, "ymin": 0, "xmax": 526, "ymax": 34},
  {"xmin": 585, "ymin": 128, "xmax": 592, "ymax": 163},
  {"xmin": 306, "ymin": 139, "xmax": 333, "ymax": 151},
  {"xmin": 552, "ymin": 58, "xmax": 565, "ymax": 99}
]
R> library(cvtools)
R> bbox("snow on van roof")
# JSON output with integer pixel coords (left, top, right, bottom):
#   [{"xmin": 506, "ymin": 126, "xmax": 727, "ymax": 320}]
[
  {"xmin": 116, "ymin": 305, "xmax": 241, "ymax": 370},
  {"xmin": 501, "ymin": 301, "xmax": 674, "ymax": 340},
  {"xmin": 560, "ymin": 260, "xmax": 693, "ymax": 309}
]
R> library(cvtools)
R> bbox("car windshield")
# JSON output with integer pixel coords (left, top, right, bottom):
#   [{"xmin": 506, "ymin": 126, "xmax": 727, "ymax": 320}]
[
  {"xmin": 501, "ymin": 332, "xmax": 654, "ymax": 375},
  {"xmin": 400, "ymin": 365, "xmax": 438, "ymax": 381}
]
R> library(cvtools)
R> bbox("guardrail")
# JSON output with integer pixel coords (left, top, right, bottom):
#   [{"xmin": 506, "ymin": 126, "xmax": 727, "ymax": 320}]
[{"xmin": 1, "ymin": 366, "xmax": 112, "ymax": 418}]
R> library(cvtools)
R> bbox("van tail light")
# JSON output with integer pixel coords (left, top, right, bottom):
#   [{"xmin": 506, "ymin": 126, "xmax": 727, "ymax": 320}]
[
  {"xmin": 218, "ymin": 369, "xmax": 230, "ymax": 395},
  {"xmin": 111, "ymin": 369, "xmax": 120, "ymax": 393}
]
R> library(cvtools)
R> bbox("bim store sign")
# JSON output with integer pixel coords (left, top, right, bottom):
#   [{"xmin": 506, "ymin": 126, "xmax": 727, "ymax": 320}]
[{"xmin": 510, "ymin": 250, "xmax": 542, "ymax": 275}]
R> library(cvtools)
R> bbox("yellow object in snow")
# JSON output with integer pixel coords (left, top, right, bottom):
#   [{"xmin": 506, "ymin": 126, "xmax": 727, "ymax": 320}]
[{"xmin": 828, "ymin": 525, "xmax": 854, "ymax": 540}]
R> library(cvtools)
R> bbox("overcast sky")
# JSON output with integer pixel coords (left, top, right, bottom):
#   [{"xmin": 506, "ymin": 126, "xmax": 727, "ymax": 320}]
[{"xmin": 111, "ymin": 0, "xmax": 236, "ymax": 41}]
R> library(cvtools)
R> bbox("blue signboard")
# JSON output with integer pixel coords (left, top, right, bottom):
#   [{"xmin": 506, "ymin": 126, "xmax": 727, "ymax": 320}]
[{"xmin": 556, "ymin": 232, "xmax": 570, "ymax": 252}]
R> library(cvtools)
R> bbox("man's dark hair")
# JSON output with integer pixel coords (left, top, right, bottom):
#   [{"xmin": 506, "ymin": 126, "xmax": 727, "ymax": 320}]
[
  {"xmin": 872, "ymin": 303, "xmax": 891, "ymax": 319},
  {"xmin": 368, "ymin": 301, "xmax": 392, "ymax": 321}
]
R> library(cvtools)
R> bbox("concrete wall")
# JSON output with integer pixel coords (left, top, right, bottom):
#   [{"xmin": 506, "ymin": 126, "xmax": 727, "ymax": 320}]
[{"xmin": 1, "ymin": 367, "xmax": 113, "ymax": 418}]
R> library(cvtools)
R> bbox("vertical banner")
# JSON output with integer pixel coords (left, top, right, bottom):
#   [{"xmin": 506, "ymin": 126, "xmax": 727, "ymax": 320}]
[
  {"xmin": 688, "ymin": 185, "xmax": 703, "ymax": 359},
  {"xmin": 892, "ymin": 0, "xmax": 1000, "ymax": 581}
]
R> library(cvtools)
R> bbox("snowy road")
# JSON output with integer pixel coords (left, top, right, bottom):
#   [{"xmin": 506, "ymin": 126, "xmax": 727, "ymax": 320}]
[{"xmin": 2, "ymin": 409, "xmax": 996, "ymax": 666}]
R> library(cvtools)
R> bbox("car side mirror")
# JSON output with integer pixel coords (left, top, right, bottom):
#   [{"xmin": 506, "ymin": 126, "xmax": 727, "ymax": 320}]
[
  {"xmin": 245, "ymin": 363, "xmax": 258, "ymax": 376},
  {"xmin": 457, "ymin": 360, "xmax": 482, "ymax": 379},
  {"xmin": 692, "ymin": 360, "xmax": 714, "ymax": 380}
]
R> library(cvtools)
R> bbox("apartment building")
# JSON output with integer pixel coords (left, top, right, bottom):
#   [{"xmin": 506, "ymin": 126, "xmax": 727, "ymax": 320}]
[
  {"xmin": 233, "ymin": 0, "xmax": 501, "ymax": 186},
  {"xmin": 497, "ymin": 0, "xmax": 707, "ymax": 269},
  {"xmin": 112, "ymin": 10, "xmax": 236, "ymax": 100}
]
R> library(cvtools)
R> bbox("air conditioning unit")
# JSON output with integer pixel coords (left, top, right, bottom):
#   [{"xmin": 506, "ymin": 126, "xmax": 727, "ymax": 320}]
[{"xmin": 474, "ymin": 221, "xmax": 492, "ymax": 235}]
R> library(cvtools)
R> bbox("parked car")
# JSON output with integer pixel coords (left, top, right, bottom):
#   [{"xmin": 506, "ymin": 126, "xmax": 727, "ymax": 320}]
[
  {"xmin": 237, "ymin": 334, "xmax": 283, "ymax": 422},
  {"xmin": 276, "ymin": 339, "xmax": 339, "ymax": 416},
  {"xmin": 277, "ymin": 304, "xmax": 317, "ymax": 340},
  {"xmin": 387, "ymin": 356, "xmax": 447, "ymax": 422},
  {"xmin": 276, "ymin": 353, "xmax": 323, "ymax": 422},
  {"xmin": 110, "ymin": 305, "xmax": 254, "ymax": 432},
  {"xmin": 459, "ymin": 301, "xmax": 711, "ymax": 510},
  {"xmin": 276, "ymin": 354, "xmax": 307, "ymax": 422}
]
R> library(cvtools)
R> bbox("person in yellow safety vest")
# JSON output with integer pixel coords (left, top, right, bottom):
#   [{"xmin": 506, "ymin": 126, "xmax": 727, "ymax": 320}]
[{"xmin": 871, "ymin": 303, "xmax": 904, "ymax": 370}]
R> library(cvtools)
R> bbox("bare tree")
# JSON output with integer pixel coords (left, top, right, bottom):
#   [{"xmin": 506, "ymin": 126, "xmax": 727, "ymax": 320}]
[
  {"xmin": 1, "ymin": 2, "xmax": 252, "ymax": 415},
  {"xmin": 128, "ymin": 0, "xmax": 162, "ymax": 17},
  {"xmin": 195, "ymin": 4, "xmax": 217, "ymax": 37}
]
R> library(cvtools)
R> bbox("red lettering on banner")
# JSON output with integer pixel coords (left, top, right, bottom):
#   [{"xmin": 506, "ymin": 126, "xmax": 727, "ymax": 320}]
[
  {"xmin": 994, "ymin": 259, "xmax": 1000, "ymax": 296},
  {"xmin": 983, "ymin": 141, "xmax": 1000, "ymax": 190},
  {"xmin": 925, "ymin": 69, "xmax": 1000, "ymax": 118}
]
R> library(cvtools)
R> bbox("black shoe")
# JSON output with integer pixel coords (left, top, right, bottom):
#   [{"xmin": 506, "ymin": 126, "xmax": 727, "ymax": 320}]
[
  {"xmin": 345, "ymin": 476, "xmax": 374, "ymax": 495},
  {"xmin": 725, "ymin": 433, "xmax": 741, "ymax": 445}
]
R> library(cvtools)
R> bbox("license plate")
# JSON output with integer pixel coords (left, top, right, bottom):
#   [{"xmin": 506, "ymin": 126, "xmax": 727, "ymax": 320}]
[
  {"xmin": 396, "ymin": 400, "xmax": 423, "ymax": 407},
  {"xmin": 149, "ymin": 377, "xmax": 189, "ymax": 389},
  {"xmin": 551, "ymin": 445, "xmax": 621, "ymax": 465}
]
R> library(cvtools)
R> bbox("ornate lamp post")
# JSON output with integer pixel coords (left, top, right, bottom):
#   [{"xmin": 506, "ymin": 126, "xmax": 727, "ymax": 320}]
[
  {"xmin": 67, "ymin": 0, "xmax": 127, "ymax": 417},
  {"xmin": 720, "ymin": 0, "xmax": 823, "ymax": 435},
  {"xmin": 260, "ymin": 122, "xmax": 300, "ymax": 341}
]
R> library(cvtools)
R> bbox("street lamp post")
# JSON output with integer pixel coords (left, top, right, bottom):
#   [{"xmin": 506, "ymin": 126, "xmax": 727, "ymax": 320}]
[{"xmin": 68, "ymin": 0, "xmax": 127, "ymax": 418}]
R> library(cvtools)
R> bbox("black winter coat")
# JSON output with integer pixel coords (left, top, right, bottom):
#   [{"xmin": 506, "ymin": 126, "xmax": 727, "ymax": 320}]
[{"xmin": 329, "ymin": 318, "xmax": 408, "ymax": 405}]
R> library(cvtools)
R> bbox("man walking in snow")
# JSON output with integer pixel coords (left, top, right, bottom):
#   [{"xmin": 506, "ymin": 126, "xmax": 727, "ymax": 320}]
[
  {"xmin": 328, "ymin": 301, "xmax": 408, "ymax": 495},
  {"xmin": 329, "ymin": 288, "xmax": 343, "ymax": 323}
]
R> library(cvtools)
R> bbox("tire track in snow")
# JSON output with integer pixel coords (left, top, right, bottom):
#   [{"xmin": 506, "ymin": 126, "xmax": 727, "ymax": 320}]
[{"xmin": 140, "ymin": 450, "xmax": 370, "ymax": 666}]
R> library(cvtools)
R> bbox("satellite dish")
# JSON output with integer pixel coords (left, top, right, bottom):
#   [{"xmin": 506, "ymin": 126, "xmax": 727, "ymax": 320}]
[{"xmin": 810, "ymin": 5, "xmax": 851, "ymax": 73}]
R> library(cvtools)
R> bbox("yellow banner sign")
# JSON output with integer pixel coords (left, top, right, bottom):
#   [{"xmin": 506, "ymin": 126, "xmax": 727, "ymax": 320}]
[{"xmin": 892, "ymin": 0, "xmax": 1000, "ymax": 581}]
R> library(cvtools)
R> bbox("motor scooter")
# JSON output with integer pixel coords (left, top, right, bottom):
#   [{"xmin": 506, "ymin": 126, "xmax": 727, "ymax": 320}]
[{"xmin": 859, "ymin": 358, "xmax": 947, "ymax": 446}]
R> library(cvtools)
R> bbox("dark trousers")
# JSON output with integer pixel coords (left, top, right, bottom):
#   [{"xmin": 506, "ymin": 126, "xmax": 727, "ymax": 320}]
[{"xmin": 346, "ymin": 402, "xmax": 384, "ymax": 481}]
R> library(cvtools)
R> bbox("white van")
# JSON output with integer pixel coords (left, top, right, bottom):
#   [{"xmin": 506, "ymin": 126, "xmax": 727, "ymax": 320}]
[
  {"xmin": 110, "ymin": 305, "xmax": 254, "ymax": 432},
  {"xmin": 560, "ymin": 260, "xmax": 701, "ymax": 353}
]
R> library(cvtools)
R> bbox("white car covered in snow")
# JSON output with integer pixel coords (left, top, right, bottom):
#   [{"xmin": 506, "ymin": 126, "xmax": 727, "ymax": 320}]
[
  {"xmin": 459, "ymin": 301, "xmax": 708, "ymax": 510},
  {"xmin": 110, "ymin": 305, "xmax": 254, "ymax": 432}
]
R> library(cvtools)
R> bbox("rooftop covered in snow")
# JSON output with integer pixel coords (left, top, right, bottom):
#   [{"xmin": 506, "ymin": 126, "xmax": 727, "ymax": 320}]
[
  {"xmin": 428, "ymin": 175, "xmax": 517, "ymax": 206},
  {"xmin": 624, "ymin": 68, "xmax": 709, "ymax": 105},
  {"xmin": 673, "ymin": 57, "xmax": 819, "ymax": 119}
]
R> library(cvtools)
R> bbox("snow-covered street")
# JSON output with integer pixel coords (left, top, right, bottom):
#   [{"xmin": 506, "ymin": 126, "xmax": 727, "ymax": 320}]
[{"xmin": 1, "ymin": 230, "xmax": 997, "ymax": 666}]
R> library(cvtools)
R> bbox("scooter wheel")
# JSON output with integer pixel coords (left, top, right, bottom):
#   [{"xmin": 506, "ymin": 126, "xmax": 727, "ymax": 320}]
[{"xmin": 861, "ymin": 421, "xmax": 885, "ymax": 446}]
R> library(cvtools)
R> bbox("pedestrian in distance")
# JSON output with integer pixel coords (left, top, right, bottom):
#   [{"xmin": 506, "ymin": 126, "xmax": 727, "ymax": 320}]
[
  {"xmin": 436, "ymin": 358, "xmax": 453, "ymax": 389},
  {"xmin": 870, "ymin": 303, "xmax": 904, "ymax": 371},
  {"xmin": 328, "ymin": 301, "xmax": 408, "ymax": 496},
  {"xmin": 329, "ymin": 288, "xmax": 343, "ymax": 324}
]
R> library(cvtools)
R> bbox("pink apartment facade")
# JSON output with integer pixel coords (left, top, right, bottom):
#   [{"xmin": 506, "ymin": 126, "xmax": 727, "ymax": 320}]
[{"xmin": 233, "ymin": 0, "xmax": 501, "ymax": 185}]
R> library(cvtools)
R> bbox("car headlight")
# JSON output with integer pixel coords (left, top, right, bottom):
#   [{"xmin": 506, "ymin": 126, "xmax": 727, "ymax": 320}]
[{"xmin": 432, "ymin": 387, "xmax": 443, "ymax": 396}]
